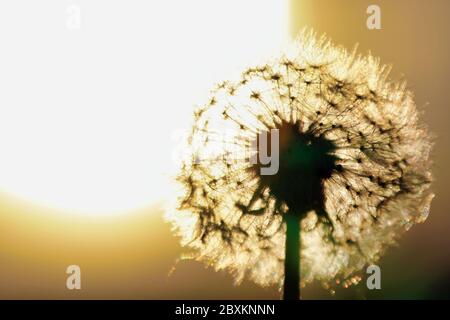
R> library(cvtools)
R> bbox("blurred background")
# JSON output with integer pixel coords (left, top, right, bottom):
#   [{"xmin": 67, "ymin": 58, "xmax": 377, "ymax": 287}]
[{"xmin": 0, "ymin": 0, "xmax": 449, "ymax": 299}]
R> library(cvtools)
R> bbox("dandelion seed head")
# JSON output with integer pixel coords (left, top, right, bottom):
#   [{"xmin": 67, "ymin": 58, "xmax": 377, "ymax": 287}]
[{"xmin": 166, "ymin": 30, "xmax": 434, "ymax": 288}]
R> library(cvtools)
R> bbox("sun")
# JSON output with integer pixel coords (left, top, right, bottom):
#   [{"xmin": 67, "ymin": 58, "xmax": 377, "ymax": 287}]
[{"xmin": 0, "ymin": 0, "xmax": 288, "ymax": 215}]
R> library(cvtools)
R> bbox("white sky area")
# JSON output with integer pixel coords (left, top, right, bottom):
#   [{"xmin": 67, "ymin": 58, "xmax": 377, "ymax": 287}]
[{"xmin": 0, "ymin": 0, "xmax": 288, "ymax": 215}]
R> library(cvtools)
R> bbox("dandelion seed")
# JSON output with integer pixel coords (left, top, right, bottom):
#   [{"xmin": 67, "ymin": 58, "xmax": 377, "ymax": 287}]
[{"xmin": 167, "ymin": 30, "xmax": 434, "ymax": 299}]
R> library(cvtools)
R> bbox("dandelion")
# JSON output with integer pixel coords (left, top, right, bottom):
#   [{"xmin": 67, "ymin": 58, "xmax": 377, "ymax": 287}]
[{"xmin": 167, "ymin": 30, "xmax": 434, "ymax": 299}]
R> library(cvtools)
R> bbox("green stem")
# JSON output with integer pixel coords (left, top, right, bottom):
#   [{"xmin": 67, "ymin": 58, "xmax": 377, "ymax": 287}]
[{"xmin": 283, "ymin": 214, "xmax": 301, "ymax": 300}]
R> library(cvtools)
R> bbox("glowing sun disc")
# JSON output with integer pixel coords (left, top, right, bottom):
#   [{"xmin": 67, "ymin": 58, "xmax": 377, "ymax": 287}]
[{"xmin": 0, "ymin": 0, "xmax": 288, "ymax": 215}]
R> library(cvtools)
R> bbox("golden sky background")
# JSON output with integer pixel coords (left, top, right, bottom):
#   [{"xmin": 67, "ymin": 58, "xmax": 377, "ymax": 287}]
[{"xmin": 1, "ymin": 0, "xmax": 449, "ymax": 299}]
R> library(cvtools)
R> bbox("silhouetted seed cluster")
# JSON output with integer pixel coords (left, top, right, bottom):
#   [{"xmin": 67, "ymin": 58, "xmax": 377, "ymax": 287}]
[{"xmin": 168, "ymin": 31, "xmax": 434, "ymax": 288}]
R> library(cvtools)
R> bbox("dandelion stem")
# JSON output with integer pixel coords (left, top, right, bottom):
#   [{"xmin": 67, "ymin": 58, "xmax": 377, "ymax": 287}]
[{"xmin": 283, "ymin": 213, "xmax": 301, "ymax": 300}]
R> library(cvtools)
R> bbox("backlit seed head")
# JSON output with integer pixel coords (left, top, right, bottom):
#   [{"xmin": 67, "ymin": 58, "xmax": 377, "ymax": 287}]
[{"xmin": 167, "ymin": 30, "xmax": 434, "ymax": 288}]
